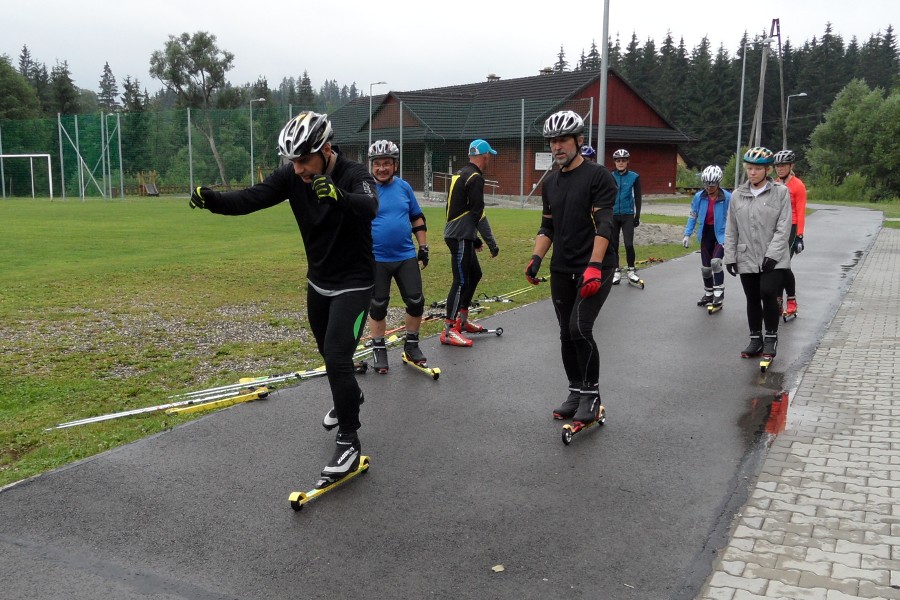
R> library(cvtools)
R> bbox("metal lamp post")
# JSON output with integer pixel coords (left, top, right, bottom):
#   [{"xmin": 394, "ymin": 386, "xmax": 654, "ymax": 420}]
[
  {"xmin": 249, "ymin": 97, "xmax": 266, "ymax": 185},
  {"xmin": 735, "ymin": 37, "xmax": 777, "ymax": 189},
  {"xmin": 369, "ymin": 81, "xmax": 386, "ymax": 151},
  {"xmin": 784, "ymin": 93, "xmax": 808, "ymax": 149}
]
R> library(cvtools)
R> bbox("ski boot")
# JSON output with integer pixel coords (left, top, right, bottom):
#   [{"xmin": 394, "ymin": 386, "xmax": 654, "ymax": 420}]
[
  {"xmin": 697, "ymin": 289, "xmax": 714, "ymax": 307},
  {"xmin": 318, "ymin": 431, "xmax": 361, "ymax": 487},
  {"xmin": 783, "ymin": 297, "xmax": 798, "ymax": 322},
  {"xmin": 552, "ymin": 385, "xmax": 582, "ymax": 420},
  {"xmin": 457, "ymin": 309, "xmax": 485, "ymax": 334},
  {"xmin": 562, "ymin": 389, "xmax": 606, "ymax": 444},
  {"xmin": 288, "ymin": 454, "xmax": 370, "ymax": 511},
  {"xmin": 612, "ymin": 268, "xmax": 621, "ymax": 285},
  {"xmin": 372, "ymin": 338, "xmax": 388, "ymax": 374},
  {"xmin": 708, "ymin": 287, "xmax": 724, "ymax": 314},
  {"xmin": 322, "ymin": 391, "xmax": 364, "ymax": 431},
  {"xmin": 741, "ymin": 331, "xmax": 763, "ymax": 358},
  {"xmin": 760, "ymin": 331, "xmax": 777, "ymax": 372},
  {"xmin": 626, "ymin": 267, "xmax": 645, "ymax": 289},
  {"xmin": 402, "ymin": 332, "xmax": 441, "ymax": 379},
  {"xmin": 440, "ymin": 319, "xmax": 473, "ymax": 347}
]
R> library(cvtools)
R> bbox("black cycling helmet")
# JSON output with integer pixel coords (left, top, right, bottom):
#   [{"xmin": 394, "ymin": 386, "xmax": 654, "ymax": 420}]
[{"xmin": 773, "ymin": 149, "xmax": 796, "ymax": 165}]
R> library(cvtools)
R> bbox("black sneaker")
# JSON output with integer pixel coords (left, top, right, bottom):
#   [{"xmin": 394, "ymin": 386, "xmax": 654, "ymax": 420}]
[
  {"xmin": 319, "ymin": 431, "xmax": 361, "ymax": 485},
  {"xmin": 697, "ymin": 292, "xmax": 714, "ymax": 306},
  {"xmin": 741, "ymin": 332, "xmax": 763, "ymax": 358},
  {"xmin": 403, "ymin": 333, "xmax": 427, "ymax": 365},
  {"xmin": 372, "ymin": 339, "xmax": 388, "ymax": 374},
  {"xmin": 553, "ymin": 388, "xmax": 581, "ymax": 420},
  {"xmin": 762, "ymin": 331, "xmax": 778, "ymax": 358},
  {"xmin": 322, "ymin": 391, "xmax": 364, "ymax": 431},
  {"xmin": 573, "ymin": 391, "xmax": 601, "ymax": 424}
]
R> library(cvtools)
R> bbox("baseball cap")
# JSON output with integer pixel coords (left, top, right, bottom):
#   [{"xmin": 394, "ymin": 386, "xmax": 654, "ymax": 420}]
[{"xmin": 468, "ymin": 139, "xmax": 497, "ymax": 156}]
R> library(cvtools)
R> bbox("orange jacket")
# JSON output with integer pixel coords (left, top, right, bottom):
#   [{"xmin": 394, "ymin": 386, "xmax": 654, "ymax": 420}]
[{"xmin": 778, "ymin": 174, "xmax": 807, "ymax": 235}]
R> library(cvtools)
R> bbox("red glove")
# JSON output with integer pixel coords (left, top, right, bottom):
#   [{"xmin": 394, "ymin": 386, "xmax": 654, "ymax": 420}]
[{"xmin": 580, "ymin": 262, "xmax": 603, "ymax": 298}]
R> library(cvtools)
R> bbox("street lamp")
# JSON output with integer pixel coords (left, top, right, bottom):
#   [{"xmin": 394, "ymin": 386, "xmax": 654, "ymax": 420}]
[
  {"xmin": 369, "ymin": 81, "xmax": 386, "ymax": 151},
  {"xmin": 735, "ymin": 37, "xmax": 777, "ymax": 189},
  {"xmin": 249, "ymin": 97, "xmax": 266, "ymax": 185},
  {"xmin": 784, "ymin": 92, "xmax": 808, "ymax": 148}
]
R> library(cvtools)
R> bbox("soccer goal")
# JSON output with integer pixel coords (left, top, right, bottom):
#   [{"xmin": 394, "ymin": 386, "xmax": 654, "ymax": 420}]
[{"xmin": 0, "ymin": 153, "xmax": 53, "ymax": 199}]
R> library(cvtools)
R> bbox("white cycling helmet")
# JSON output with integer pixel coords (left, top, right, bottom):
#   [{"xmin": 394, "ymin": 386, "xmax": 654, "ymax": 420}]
[
  {"xmin": 773, "ymin": 149, "xmax": 796, "ymax": 165},
  {"xmin": 368, "ymin": 140, "xmax": 400, "ymax": 162},
  {"xmin": 700, "ymin": 165, "xmax": 723, "ymax": 186},
  {"xmin": 278, "ymin": 111, "xmax": 333, "ymax": 159},
  {"xmin": 612, "ymin": 148, "xmax": 630, "ymax": 160},
  {"xmin": 543, "ymin": 110, "xmax": 584, "ymax": 138}
]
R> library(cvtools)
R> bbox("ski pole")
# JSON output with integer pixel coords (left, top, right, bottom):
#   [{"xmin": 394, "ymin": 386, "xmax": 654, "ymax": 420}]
[{"xmin": 165, "ymin": 388, "xmax": 268, "ymax": 416}]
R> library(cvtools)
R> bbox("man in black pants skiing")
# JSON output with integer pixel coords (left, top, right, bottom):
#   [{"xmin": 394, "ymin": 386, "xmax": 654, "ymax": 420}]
[
  {"xmin": 189, "ymin": 111, "xmax": 378, "ymax": 486},
  {"xmin": 523, "ymin": 110, "xmax": 617, "ymax": 425}
]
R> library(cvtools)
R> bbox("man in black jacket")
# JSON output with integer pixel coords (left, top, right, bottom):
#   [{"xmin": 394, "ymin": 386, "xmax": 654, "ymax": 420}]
[{"xmin": 189, "ymin": 111, "xmax": 377, "ymax": 487}]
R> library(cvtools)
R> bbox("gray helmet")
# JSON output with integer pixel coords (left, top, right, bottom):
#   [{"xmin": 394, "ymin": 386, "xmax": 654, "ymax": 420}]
[
  {"xmin": 368, "ymin": 140, "xmax": 400, "ymax": 162},
  {"xmin": 543, "ymin": 110, "xmax": 584, "ymax": 138},
  {"xmin": 612, "ymin": 148, "xmax": 630, "ymax": 160},
  {"xmin": 278, "ymin": 111, "xmax": 333, "ymax": 159},
  {"xmin": 700, "ymin": 165, "xmax": 723, "ymax": 185},
  {"xmin": 773, "ymin": 149, "xmax": 796, "ymax": 165}
]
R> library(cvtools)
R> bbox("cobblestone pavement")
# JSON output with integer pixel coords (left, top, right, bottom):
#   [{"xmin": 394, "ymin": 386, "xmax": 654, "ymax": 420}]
[{"xmin": 697, "ymin": 226, "xmax": 900, "ymax": 600}]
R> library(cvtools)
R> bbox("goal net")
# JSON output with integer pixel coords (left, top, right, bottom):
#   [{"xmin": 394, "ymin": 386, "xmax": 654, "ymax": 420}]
[{"xmin": 0, "ymin": 154, "xmax": 53, "ymax": 199}]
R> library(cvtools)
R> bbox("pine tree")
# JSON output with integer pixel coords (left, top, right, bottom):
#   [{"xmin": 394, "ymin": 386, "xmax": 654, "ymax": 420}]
[
  {"xmin": 18, "ymin": 44, "xmax": 33, "ymax": 78},
  {"xmin": 297, "ymin": 71, "xmax": 315, "ymax": 108},
  {"xmin": 585, "ymin": 39, "xmax": 601, "ymax": 70},
  {"xmin": 50, "ymin": 60, "xmax": 80, "ymax": 115},
  {"xmin": 98, "ymin": 62, "xmax": 120, "ymax": 111},
  {"xmin": 121, "ymin": 75, "xmax": 147, "ymax": 112},
  {"xmin": 554, "ymin": 45, "xmax": 568, "ymax": 73}
]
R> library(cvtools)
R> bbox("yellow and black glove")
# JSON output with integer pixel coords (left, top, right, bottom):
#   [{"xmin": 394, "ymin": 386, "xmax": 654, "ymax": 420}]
[
  {"xmin": 312, "ymin": 175, "xmax": 342, "ymax": 205},
  {"xmin": 189, "ymin": 186, "xmax": 217, "ymax": 210}
]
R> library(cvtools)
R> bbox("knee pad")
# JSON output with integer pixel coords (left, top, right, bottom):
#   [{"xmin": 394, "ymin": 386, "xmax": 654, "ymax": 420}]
[
  {"xmin": 369, "ymin": 296, "xmax": 389, "ymax": 321},
  {"xmin": 700, "ymin": 266, "xmax": 713, "ymax": 280},
  {"xmin": 711, "ymin": 258, "xmax": 724, "ymax": 273},
  {"xmin": 403, "ymin": 293, "xmax": 425, "ymax": 318}
]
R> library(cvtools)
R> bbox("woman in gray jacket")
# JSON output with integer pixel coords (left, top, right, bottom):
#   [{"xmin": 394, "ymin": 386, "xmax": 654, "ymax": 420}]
[{"xmin": 723, "ymin": 147, "xmax": 792, "ymax": 361}]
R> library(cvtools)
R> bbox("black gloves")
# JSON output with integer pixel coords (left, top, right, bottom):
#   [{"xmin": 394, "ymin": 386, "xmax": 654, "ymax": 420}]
[
  {"xmin": 490, "ymin": 245, "xmax": 500, "ymax": 258},
  {"xmin": 792, "ymin": 235, "xmax": 804, "ymax": 255},
  {"xmin": 726, "ymin": 263, "xmax": 738, "ymax": 277},
  {"xmin": 189, "ymin": 186, "xmax": 217, "ymax": 209},
  {"xmin": 473, "ymin": 238, "xmax": 483, "ymax": 250},
  {"xmin": 525, "ymin": 254, "xmax": 542, "ymax": 284},
  {"xmin": 761, "ymin": 257, "xmax": 778, "ymax": 273},
  {"xmin": 417, "ymin": 245, "xmax": 429, "ymax": 268},
  {"xmin": 312, "ymin": 175, "xmax": 341, "ymax": 204},
  {"xmin": 634, "ymin": 216, "xmax": 640, "ymax": 227}
]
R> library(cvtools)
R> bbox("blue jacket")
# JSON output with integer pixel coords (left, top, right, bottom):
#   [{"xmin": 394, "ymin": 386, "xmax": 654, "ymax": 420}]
[
  {"xmin": 610, "ymin": 169, "xmax": 641, "ymax": 216},
  {"xmin": 684, "ymin": 188, "xmax": 731, "ymax": 245}
]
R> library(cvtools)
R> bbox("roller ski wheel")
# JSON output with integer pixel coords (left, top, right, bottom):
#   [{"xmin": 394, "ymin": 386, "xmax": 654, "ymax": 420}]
[
  {"xmin": 759, "ymin": 355, "xmax": 774, "ymax": 373},
  {"xmin": 782, "ymin": 307, "xmax": 798, "ymax": 322},
  {"xmin": 288, "ymin": 456, "xmax": 371, "ymax": 511},
  {"xmin": 401, "ymin": 353, "xmax": 441, "ymax": 380},
  {"xmin": 627, "ymin": 278, "xmax": 645, "ymax": 289},
  {"xmin": 468, "ymin": 326, "xmax": 503, "ymax": 336},
  {"xmin": 561, "ymin": 406, "xmax": 606, "ymax": 445},
  {"xmin": 707, "ymin": 303, "xmax": 723, "ymax": 315}
]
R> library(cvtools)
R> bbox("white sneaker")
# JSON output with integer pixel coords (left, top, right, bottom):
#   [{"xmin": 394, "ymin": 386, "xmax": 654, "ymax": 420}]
[
  {"xmin": 627, "ymin": 269, "xmax": 640, "ymax": 282},
  {"xmin": 612, "ymin": 269, "xmax": 621, "ymax": 285}
]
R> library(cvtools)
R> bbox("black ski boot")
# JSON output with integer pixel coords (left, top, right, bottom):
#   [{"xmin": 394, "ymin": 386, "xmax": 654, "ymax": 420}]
[
  {"xmin": 573, "ymin": 389, "xmax": 602, "ymax": 425},
  {"xmin": 322, "ymin": 390, "xmax": 364, "ymax": 431},
  {"xmin": 372, "ymin": 338, "xmax": 388, "ymax": 374},
  {"xmin": 741, "ymin": 331, "xmax": 763, "ymax": 358},
  {"xmin": 403, "ymin": 332, "xmax": 427, "ymax": 365},
  {"xmin": 318, "ymin": 431, "xmax": 361, "ymax": 487},
  {"xmin": 762, "ymin": 331, "xmax": 778, "ymax": 358},
  {"xmin": 552, "ymin": 385, "xmax": 582, "ymax": 420},
  {"xmin": 712, "ymin": 287, "xmax": 724, "ymax": 307},
  {"xmin": 697, "ymin": 289, "xmax": 714, "ymax": 306}
]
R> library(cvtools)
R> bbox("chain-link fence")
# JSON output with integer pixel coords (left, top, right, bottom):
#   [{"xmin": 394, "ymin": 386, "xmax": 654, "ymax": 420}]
[{"xmin": 1, "ymin": 98, "xmax": 595, "ymax": 204}]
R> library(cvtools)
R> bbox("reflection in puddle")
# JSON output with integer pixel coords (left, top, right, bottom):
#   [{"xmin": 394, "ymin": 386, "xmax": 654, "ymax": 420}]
[{"xmin": 738, "ymin": 390, "xmax": 789, "ymax": 449}]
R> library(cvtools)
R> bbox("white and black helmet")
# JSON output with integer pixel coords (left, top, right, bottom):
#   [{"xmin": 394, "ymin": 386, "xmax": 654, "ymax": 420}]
[
  {"xmin": 773, "ymin": 149, "xmax": 796, "ymax": 165},
  {"xmin": 368, "ymin": 140, "xmax": 400, "ymax": 162},
  {"xmin": 543, "ymin": 110, "xmax": 584, "ymax": 138},
  {"xmin": 612, "ymin": 148, "xmax": 630, "ymax": 160},
  {"xmin": 278, "ymin": 111, "xmax": 333, "ymax": 159},
  {"xmin": 700, "ymin": 165, "xmax": 723, "ymax": 185}
]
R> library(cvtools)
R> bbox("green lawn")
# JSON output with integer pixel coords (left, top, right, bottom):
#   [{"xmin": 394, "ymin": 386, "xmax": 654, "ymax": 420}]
[{"xmin": 0, "ymin": 196, "xmax": 693, "ymax": 487}]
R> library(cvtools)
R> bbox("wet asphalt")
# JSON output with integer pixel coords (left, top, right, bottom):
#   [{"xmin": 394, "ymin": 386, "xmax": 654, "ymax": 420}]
[{"xmin": 0, "ymin": 204, "xmax": 883, "ymax": 600}]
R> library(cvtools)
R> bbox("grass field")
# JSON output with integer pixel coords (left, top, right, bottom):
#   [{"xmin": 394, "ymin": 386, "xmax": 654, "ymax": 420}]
[{"xmin": 0, "ymin": 196, "xmax": 698, "ymax": 488}]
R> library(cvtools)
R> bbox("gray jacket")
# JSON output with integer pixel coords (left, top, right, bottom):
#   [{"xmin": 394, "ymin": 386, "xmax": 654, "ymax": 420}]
[{"xmin": 723, "ymin": 180, "xmax": 792, "ymax": 274}]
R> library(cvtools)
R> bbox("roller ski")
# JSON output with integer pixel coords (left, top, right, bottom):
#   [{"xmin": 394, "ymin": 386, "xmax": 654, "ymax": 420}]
[
  {"xmin": 759, "ymin": 332, "xmax": 777, "ymax": 373},
  {"xmin": 561, "ymin": 390, "xmax": 606, "ymax": 445},
  {"xmin": 626, "ymin": 268, "xmax": 645, "ymax": 289},
  {"xmin": 289, "ymin": 432, "xmax": 368, "ymax": 511},
  {"xmin": 400, "ymin": 332, "xmax": 440, "ymax": 380},
  {"xmin": 782, "ymin": 297, "xmax": 798, "ymax": 322},
  {"xmin": 707, "ymin": 288, "xmax": 724, "ymax": 315}
]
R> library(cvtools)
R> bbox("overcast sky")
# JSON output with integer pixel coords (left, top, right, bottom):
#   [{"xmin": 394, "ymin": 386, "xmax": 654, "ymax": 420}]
[{"xmin": 3, "ymin": 0, "xmax": 895, "ymax": 96}]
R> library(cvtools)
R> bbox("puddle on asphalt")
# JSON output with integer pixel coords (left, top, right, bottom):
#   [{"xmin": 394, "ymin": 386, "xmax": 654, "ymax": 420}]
[{"xmin": 840, "ymin": 250, "xmax": 864, "ymax": 275}]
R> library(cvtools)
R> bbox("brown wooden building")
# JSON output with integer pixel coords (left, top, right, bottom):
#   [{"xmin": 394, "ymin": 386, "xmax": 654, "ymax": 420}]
[{"xmin": 329, "ymin": 68, "xmax": 694, "ymax": 196}]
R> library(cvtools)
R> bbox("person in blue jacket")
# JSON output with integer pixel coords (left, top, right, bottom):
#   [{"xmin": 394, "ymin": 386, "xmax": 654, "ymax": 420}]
[
  {"xmin": 366, "ymin": 140, "xmax": 430, "ymax": 373},
  {"xmin": 682, "ymin": 165, "xmax": 731, "ymax": 308},
  {"xmin": 609, "ymin": 148, "xmax": 642, "ymax": 285}
]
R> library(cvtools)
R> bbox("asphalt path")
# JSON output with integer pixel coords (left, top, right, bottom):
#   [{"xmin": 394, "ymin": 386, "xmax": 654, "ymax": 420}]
[{"xmin": 0, "ymin": 204, "xmax": 882, "ymax": 600}]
